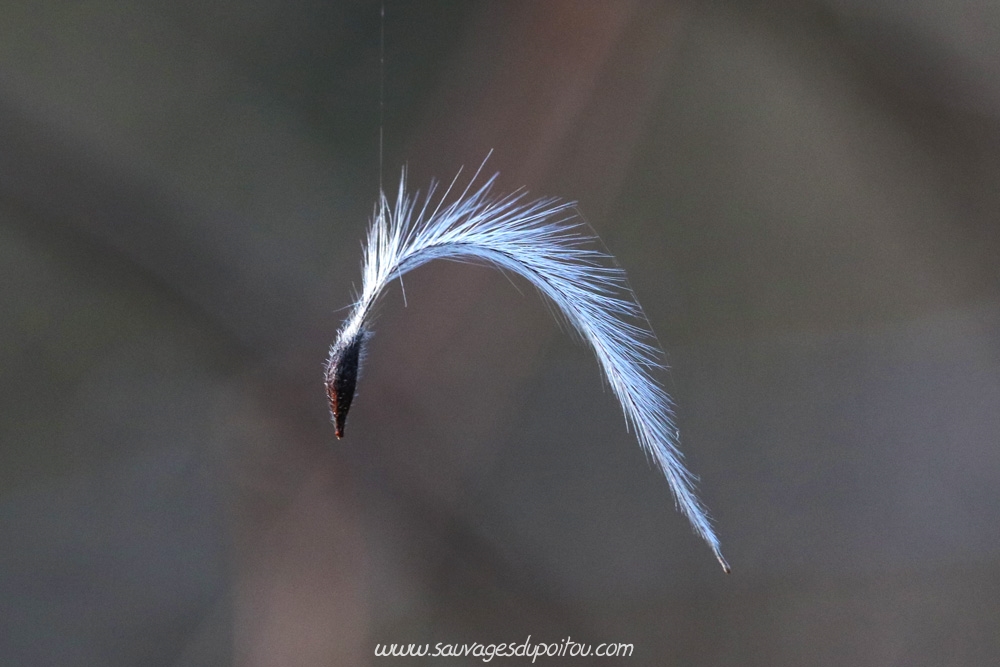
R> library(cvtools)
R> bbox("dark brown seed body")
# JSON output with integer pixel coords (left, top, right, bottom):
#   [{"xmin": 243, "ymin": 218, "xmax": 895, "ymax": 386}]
[{"xmin": 324, "ymin": 332, "xmax": 364, "ymax": 438}]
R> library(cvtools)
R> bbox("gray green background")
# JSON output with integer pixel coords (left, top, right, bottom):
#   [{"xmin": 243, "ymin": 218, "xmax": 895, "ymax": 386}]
[{"xmin": 2, "ymin": 1, "xmax": 999, "ymax": 665}]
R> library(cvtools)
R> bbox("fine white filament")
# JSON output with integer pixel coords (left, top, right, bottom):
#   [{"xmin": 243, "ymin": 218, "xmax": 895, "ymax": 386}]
[{"xmin": 331, "ymin": 159, "xmax": 728, "ymax": 571}]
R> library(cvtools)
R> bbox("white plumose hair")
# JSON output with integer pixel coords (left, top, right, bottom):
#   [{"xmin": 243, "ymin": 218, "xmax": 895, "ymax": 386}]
[{"xmin": 327, "ymin": 157, "xmax": 728, "ymax": 571}]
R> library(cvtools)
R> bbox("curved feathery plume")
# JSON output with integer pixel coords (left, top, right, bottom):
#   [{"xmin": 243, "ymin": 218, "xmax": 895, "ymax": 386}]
[{"xmin": 325, "ymin": 158, "xmax": 728, "ymax": 571}]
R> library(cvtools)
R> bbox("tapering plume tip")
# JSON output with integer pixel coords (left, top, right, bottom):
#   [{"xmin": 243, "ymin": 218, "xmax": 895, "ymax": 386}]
[
  {"xmin": 718, "ymin": 553, "xmax": 731, "ymax": 574},
  {"xmin": 325, "ymin": 330, "xmax": 365, "ymax": 439}
]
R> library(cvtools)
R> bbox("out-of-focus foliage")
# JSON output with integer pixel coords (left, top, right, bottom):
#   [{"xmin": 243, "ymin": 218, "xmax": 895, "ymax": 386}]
[{"xmin": 1, "ymin": 1, "xmax": 998, "ymax": 665}]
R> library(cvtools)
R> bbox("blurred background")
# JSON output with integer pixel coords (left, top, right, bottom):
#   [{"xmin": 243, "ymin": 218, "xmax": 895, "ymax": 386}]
[{"xmin": 2, "ymin": 0, "xmax": 999, "ymax": 665}]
